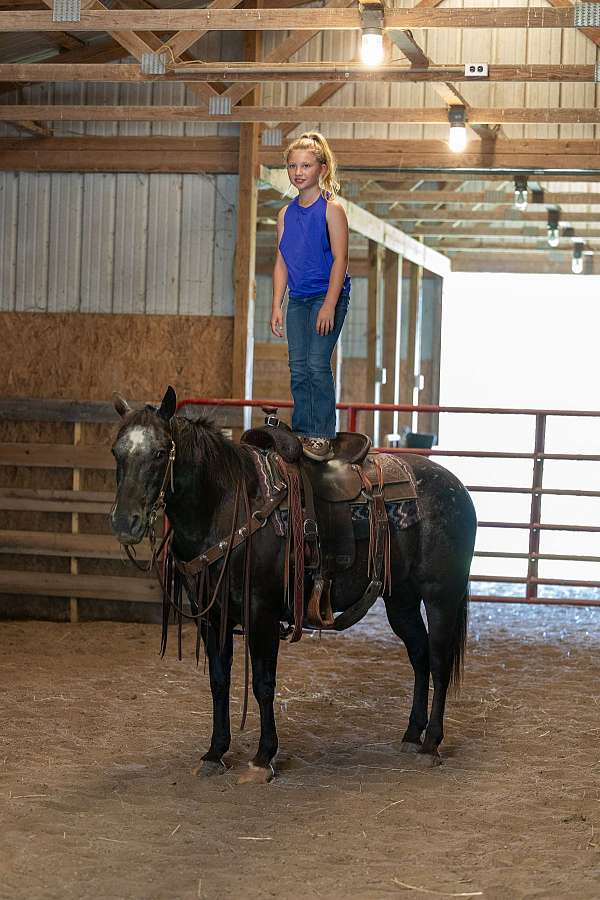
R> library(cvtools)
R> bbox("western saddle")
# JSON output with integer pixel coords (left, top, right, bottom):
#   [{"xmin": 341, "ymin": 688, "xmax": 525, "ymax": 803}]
[{"xmin": 241, "ymin": 408, "xmax": 417, "ymax": 636}]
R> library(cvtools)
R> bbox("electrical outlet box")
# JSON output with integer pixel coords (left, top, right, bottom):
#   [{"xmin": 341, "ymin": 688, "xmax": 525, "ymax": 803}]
[{"xmin": 464, "ymin": 63, "xmax": 489, "ymax": 78}]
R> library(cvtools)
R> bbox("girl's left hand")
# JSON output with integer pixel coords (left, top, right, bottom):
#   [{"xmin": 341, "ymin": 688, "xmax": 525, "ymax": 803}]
[{"xmin": 316, "ymin": 300, "xmax": 336, "ymax": 335}]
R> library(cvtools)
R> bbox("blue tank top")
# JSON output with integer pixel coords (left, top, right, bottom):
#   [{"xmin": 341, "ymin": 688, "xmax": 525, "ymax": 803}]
[{"xmin": 279, "ymin": 195, "xmax": 351, "ymax": 300}]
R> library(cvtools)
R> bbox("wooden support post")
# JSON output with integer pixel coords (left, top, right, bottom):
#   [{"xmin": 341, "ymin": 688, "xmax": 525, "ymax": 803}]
[
  {"xmin": 232, "ymin": 29, "xmax": 261, "ymax": 429},
  {"xmin": 380, "ymin": 249, "xmax": 402, "ymax": 442},
  {"xmin": 366, "ymin": 240, "xmax": 385, "ymax": 443},
  {"xmin": 399, "ymin": 260, "xmax": 422, "ymax": 435},
  {"xmin": 417, "ymin": 271, "xmax": 443, "ymax": 440},
  {"xmin": 69, "ymin": 421, "xmax": 81, "ymax": 624}
]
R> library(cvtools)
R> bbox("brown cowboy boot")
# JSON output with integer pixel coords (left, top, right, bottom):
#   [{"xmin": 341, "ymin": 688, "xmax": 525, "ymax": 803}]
[{"xmin": 300, "ymin": 437, "xmax": 334, "ymax": 462}]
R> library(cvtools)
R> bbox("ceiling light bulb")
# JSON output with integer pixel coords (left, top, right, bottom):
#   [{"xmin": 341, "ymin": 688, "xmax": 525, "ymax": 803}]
[
  {"xmin": 547, "ymin": 226, "xmax": 560, "ymax": 248},
  {"xmin": 448, "ymin": 124, "xmax": 467, "ymax": 153},
  {"xmin": 514, "ymin": 188, "xmax": 528, "ymax": 212},
  {"xmin": 572, "ymin": 246, "xmax": 584, "ymax": 274},
  {"xmin": 361, "ymin": 32, "xmax": 384, "ymax": 66}
]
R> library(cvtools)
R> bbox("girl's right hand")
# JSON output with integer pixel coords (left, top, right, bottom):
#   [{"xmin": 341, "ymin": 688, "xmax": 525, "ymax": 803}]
[{"xmin": 271, "ymin": 307, "xmax": 284, "ymax": 338}]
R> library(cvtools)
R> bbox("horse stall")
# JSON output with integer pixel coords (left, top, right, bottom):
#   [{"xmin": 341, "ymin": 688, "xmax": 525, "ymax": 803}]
[{"xmin": 3, "ymin": 6, "xmax": 600, "ymax": 900}]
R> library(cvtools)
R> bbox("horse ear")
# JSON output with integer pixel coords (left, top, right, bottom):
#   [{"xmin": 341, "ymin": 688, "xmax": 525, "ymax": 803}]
[
  {"xmin": 112, "ymin": 392, "xmax": 132, "ymax": 418},
  {"xmin": 157, "ymin": 385, "xmax": 177, "ymax": 422}
]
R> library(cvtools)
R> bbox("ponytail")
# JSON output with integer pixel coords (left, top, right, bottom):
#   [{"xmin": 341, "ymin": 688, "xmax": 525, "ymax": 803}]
[{"xmin": 284, "ymin": 131, "xmax": 340, "ymax": 200}]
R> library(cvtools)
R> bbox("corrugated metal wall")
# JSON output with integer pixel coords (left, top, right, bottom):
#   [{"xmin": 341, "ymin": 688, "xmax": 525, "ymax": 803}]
[
  {"xmin": 0, "ymin": 170, "xmax": 237, "ymax": 315},
  {"xmin": 0, "ymin": 34, "xmax": 242, "ymax": 316}
]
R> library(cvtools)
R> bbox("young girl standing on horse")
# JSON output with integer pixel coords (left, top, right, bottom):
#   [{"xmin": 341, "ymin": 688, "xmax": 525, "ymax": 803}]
[{"xmin": 270, "ymin": 131, "xmax": 351, "ymax": 462}]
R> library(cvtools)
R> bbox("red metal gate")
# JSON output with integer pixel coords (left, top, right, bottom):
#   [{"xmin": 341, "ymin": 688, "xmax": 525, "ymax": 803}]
[{"xmin": 177, "ymin": 397, "xmax": 600, "ymax": 608}]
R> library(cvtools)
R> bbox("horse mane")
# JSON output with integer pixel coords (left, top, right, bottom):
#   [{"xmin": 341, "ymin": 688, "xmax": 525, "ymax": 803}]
[
  {"xmin": 171, "ymin": 414, "xmax": 254, "ymax": 491},
  {"xmin": 116, "ymin": 406, "xmax": 254, "ymax": 493}
]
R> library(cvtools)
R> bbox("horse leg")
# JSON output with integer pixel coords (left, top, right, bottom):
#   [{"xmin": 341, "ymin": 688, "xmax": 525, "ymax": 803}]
[
  {"xmin": 416, "ymin": 589, "xmax": 467, "ymax": 767},
  {"xmin": 238, "ymin": 609, "xmax": 280, "ymax": 785},
  {"xmin": 192, "ymin": 619, "xmax": 234, "ymax": 777},
  {"xmin": 384, "ymin": 587, "xmax": 430, "ymax": 753}
]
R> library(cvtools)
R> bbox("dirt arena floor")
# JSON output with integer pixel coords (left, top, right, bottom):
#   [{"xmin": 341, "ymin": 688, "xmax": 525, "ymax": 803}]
[{"xmin": 2, "ymin": 602, "xmax": 600, "ymax": 900}]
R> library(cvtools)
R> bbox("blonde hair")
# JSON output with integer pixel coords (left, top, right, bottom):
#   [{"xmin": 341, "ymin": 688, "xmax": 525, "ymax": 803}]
[{"xmin": 285, "ymin": 131, "xmax": 340, "ymax": 200}]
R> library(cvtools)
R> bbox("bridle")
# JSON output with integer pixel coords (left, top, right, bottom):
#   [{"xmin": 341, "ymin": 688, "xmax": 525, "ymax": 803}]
[
  {"xmin": 122, "ymin": 437, "xmax": 176, "ymax": 572},
  {"xmin": 148, "ymin": 439, "xmax": 176, "ymax": 532}
]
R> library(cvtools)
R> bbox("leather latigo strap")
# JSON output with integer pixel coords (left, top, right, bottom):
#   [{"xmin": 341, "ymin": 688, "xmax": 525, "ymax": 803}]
[
  {"xmin": 277, "ymin": 458, "xmax": 305, "ymax": 643},
  {"xmin": 174, "ymin": 487, "xmax": 285, "ymax": 578}
]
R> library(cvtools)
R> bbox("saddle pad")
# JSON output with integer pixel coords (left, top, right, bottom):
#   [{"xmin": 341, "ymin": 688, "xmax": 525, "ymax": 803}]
[
  {"xmin": 351, "ymin": 499, "xmax": 420, "ymax": 540},
  {"xmin": 309, "ymin": 452, "xmax": 416, "ymax": 504}
]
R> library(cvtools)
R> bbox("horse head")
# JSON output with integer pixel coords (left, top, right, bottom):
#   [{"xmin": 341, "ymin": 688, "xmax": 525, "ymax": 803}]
[{"xmin": 109, "ymin": 386, "xmax": 177, "ymax": 544}]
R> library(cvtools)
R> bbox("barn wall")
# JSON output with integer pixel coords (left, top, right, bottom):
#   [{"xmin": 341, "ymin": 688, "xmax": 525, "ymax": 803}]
[
  {"xmin": 0, "ymin": 30, "xmax": 242, "ymax": 403},
  {"xmin": 0, "ymin": 171, "xmax": 237, "ymax": 318},
  {"xmin": 1, "ymin": 312, "xmax": 233, "ymax": 402}
]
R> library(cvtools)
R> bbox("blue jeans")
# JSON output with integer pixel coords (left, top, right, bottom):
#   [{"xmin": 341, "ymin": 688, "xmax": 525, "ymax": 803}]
[{"xmin": 286, "ymin": 292, "xmax": 349, "ymax": 439}]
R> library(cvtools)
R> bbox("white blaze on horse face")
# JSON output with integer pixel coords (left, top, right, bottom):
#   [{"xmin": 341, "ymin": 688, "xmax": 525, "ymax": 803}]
[{"xmin": 124, "ymin": 426, "xmax": 153, "ymax": 455}]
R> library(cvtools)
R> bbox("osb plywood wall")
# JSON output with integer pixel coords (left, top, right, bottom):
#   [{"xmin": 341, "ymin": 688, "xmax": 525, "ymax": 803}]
[{"xmin": 2, "ymin": 312, "xmax": 233, "ymax": 401}]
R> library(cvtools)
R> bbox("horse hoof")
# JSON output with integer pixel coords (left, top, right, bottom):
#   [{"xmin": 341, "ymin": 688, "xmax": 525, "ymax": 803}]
[
  {"xmin": 191, "ymin": 759, "xmax": 227, "ymax": 778},
  {"xmin": 414, "ymin": 750, "xmax": 442, "ymax": 768},
  {"xmin": 400, "ymin": 741, "xmax": 422, "ymax": 754},
  {"xmin": 237, "ymin": 763, "xmax": 275, "ymax": 785}
]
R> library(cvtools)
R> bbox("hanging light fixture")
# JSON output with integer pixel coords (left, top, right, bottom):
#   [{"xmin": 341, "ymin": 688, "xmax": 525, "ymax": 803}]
[
  {"xmin": 513, "ymin": 175, "xmax": 528, "ymax": 212},
  {"xmin": 447, "ymin": 106, "xmax": 467, "ymax": 153},
  {"xmin": 546, "ymin": 208, "xmax": 560, "ymax": 248},
  {"xmin": 572, "ymin": 241, "xmax": 585, "ymax": 275},
  {"xmin": 360, "ymin": 1, "xmax": 384, "ymax": 67}
]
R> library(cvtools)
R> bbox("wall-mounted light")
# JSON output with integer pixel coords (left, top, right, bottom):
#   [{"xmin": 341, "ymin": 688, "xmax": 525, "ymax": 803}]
[
  {"xmin": 513, "ymin": 175, "xmax": 528, "ymax": 212},
  {"xmin": 546, "ymin": 208, "xmax": 560, "ymax": 248},
  {"xmin": 447, "ymin": 106, "xmax": 467, "ymax": 153},
  {"xmin": 572, "ymin": 241, "xmax": 585, "ymax": 275},
  {"xmin": 360, "ymin": 2, "xmax": 384, "ymax": 67}
]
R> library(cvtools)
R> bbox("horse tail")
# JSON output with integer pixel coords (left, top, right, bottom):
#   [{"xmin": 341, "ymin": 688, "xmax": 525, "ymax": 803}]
[{"xmin": 449, "ymin": 586, "xmax": 470, "ymax": 690}]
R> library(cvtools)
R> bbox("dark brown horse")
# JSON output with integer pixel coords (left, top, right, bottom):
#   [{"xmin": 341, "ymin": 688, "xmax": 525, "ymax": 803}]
[{"xmin": 110, "ymin": 387, "xmax": 477, "ymax": 783}]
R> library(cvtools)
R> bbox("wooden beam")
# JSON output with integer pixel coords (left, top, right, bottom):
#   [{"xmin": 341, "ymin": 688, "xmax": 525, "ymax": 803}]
[
  {"xmin": 162, "ymin": 63, "xmax": 600, "ymax": 83},
  {"xmin": 1, "ymin": 63, "xmax": 596, "ymax": 84},
  {"xmin": 7, "ymin": 105, "xmax": 600, "ymax": 125},
  {"xmin": 380, "ymin": 249, "xmax": 402, "ymax": 439},
  {"xmin": 231, "ymin": 29, "xmax": 260, "ymax": 417},
  {"xmin": 388, "ymin": 207, "xmax": 600, "ymax": 224},
  {"xmin": 0, "ymin": 135, "xmax": 239, "ymax": 173},
  {"xmin": 450, "ymin": 254, "xmax": 600, "ymax": 274},
  {"xmin": 399, "ymin": 261, "xmax": 421, "ymax": 434},
  {"xmin": 437, "ymin": 241, "xmax": 600, "ymax": 252},
  {"xmin": 360, "ymin": 189, "xmax": 600, "ymax": 206},
  {"xmin": 345, "ymin": 171, "xmax": 600, "ymax": 184},
  {"xmin": 366, "ymin": 241, "xmax": 385, "ymax": 442},
  {"xmin": 3, "ymin": 136, "xmax": 600, "ymax": 178},
  {"xmin": 413, "ymin": 225, "xmax": 600, "ymax": 239},
  {"xmin": 8, "ymin": 119, "xmax": 51, "ymax": 136},
  {"xmin": 0, "ymin": 570, "xmax": 159, "ymax": 603},
  {"xmin": 0, "ymin": 8, "xmax": 577, "ymax": 31},
  {"xmin": 263, "ymin": 137, "xmax": 600, "ymax": 172},
  {"xmin": 260, "ymin": 166, "xmax": 450, "ymax": 277},
  {"xmin": 417, "ymin": 272, "xmax": 442, "ymax": 438}
]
